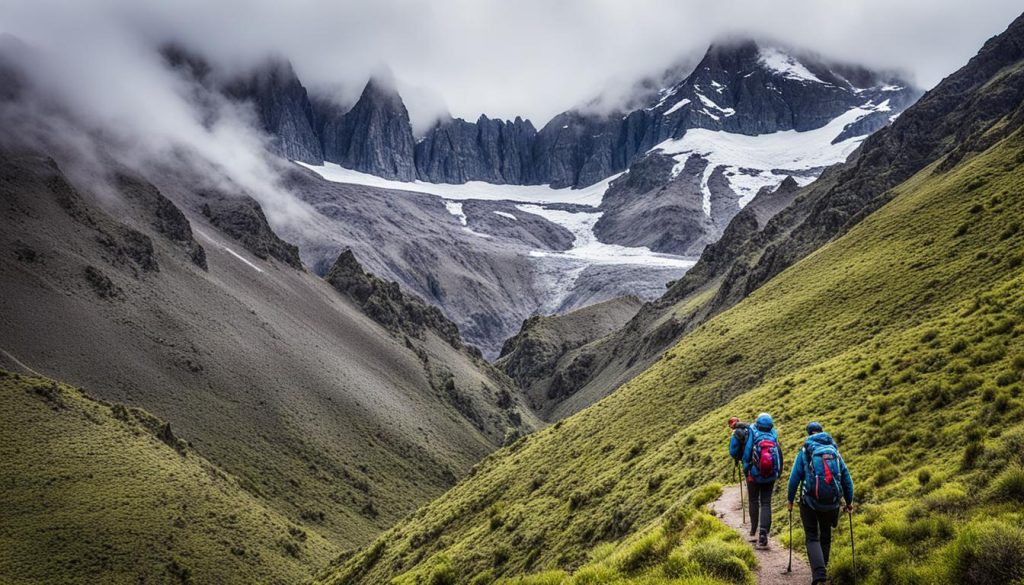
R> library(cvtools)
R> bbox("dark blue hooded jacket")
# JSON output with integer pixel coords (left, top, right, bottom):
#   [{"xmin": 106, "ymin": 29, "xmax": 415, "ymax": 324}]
[
  {"xmin": 787, "ymin": 432, "xmax": 854, "ymax": 507},
  {"xmin": 742, "ymin": 414, "xmax": 783, "ymax": 483}
]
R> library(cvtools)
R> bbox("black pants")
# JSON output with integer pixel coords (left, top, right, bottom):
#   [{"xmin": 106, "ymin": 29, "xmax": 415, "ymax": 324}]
[
  {"xmin": 800, "ymin": 502, "xmax": 840, "ymax": 582},
  {"xmin": 746, "ymin": 480, "xmax": 775, "ymax": 535}
]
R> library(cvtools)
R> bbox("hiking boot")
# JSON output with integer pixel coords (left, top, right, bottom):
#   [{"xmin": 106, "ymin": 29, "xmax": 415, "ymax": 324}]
[{"xmin": 757, "ymin": 530, "xmax": 768, "ymax": 548}]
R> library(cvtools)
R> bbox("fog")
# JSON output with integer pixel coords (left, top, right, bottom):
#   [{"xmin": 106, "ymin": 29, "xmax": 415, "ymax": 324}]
[
  {"xmin": 4, "ymin": 0, "xmax": 1021, "ymax": 127},
  {"xmin": 1, "ymin": 0, "xmax": 1020, "ymax": 227}
]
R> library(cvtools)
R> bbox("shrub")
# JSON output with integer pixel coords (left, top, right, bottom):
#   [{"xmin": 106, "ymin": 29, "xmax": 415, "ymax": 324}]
[
  {"xmin": 689, "ymin": 484, "xmax": 721, "ymax": 509},
  {"xmin": 986, "ymin": 465, "xmax": 1024, "ymax": 504},
  {"xmin": 870, "ymin": 542, "xmax": 923, "ymax": 585},
  {"xmin": 687, "ymin": 539, "xmax": 755, "ymax": 584},
  {"xmin": 997, "ymin": 371, "xmax": 1021, "ymax": 387},
  {"xmin": 616, "ymin": 528, "xmax": 672, "ymax": 574},
  {"xmin": 917, "ymin": 468, "xmax": 932, "ymax": 486},
  {"xmin": 962, "ymin": 442, "xmax": 985, "ymax": 470},
  {"xmin": 873, "ymin": 462, "xmax": 899, "ymax": 487},
  {"xmin": 949, "ymin": 338, "xmax": 969, "ymax": 354},
  {"xmin": 947, "ymin": 520, "xmax": 1024, "ymax": 584},
  {"xmin": 880, "ymin": 516, "xmax": 954, "ymax": 545},
  {"xmin": 923, "ymin": 483, "xmax": 969, "ymax": 514}
]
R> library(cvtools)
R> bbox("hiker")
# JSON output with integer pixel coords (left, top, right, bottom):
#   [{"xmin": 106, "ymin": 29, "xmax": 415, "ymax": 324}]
[
  {"xmin": 742, "ymin": 412, "xmax": 783, "ymax": 548},
  {"xmin": 727, "ymin": 416, "xmax": 750, "ymax": 466},
  {"xmin": 787, "ymin": 422, "xmax": 855, "ymax": 585}
]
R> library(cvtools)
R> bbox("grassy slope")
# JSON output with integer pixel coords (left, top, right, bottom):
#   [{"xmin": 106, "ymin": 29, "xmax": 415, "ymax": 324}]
[
  {"xmin": 0, "ymin": 370, "xmax": 336, "ymax": 584},
  {"xmin": 320, "ymin": 110, "xmax": 1024, "ymax": 584}
]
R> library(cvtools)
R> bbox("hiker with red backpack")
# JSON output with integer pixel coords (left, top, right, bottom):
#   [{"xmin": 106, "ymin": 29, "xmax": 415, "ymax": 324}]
[
  {"xmin": 741, "ymin": 413, "xmax": 784, "ymax": 548},
  {"xmin": 787, "ymin": 422, "xmax": 855, "ymax": 585}
]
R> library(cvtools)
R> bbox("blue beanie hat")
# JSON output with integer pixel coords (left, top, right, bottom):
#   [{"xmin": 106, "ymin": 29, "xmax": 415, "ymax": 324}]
[{"xmin": 807, "ymin": 421, "xmax": 823, "ymax": 435}]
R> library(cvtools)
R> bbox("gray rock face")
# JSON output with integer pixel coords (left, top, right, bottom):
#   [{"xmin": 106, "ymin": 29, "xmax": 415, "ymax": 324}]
[
  {"xmin": 317, "ymin": 78, "xmax": 417, "ymax": 181},
  {"xmin": 593, "ymin": 152, "xmax": 715, "ymax": 255},
  {"xmin": 223, "ymin": 59, "xmax": 324, "ymax": 165},
  {"xmin": 415, "ymin": 116, "xmax": 538, "ymax": 184}
]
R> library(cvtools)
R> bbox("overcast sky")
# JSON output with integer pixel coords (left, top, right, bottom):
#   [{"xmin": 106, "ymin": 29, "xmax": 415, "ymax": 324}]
[{"xmin": 4, "ymin": 0, "xmax": 1022, "ymax": 127}]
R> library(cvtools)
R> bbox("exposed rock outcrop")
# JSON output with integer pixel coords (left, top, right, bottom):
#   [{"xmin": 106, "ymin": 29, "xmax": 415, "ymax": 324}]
[
  {"xmin": 325, "ymin": 249, "xmax": 466, "ymax": 351},
  {"xmin": 199, "ymin": 195, "xmax": 303, "ymax": 269}
]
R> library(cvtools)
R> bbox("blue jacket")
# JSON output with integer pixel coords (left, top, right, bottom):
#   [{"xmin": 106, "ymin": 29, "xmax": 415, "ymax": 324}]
[
  {"xmin": 787, "ymin": 432, "xmax": 854, "ymax": 506},
  {"xmin": 742, "ymin": 414, "xmax": 783, "ymax": 483},
  {"xmin": 729, "ymin": 423, "xmax": 749, "ymax": 461}
]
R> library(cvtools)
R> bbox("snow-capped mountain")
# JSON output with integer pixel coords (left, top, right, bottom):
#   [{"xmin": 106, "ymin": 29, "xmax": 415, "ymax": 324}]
[{"xmin": 179, "ymin": 39, "xmax": 920, "ymax": 355}]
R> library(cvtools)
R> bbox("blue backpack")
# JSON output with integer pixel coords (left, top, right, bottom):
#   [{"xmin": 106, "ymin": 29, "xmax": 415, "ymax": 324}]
[
  {"xmin": 802, "ymin": 441, "xmax": 844, "ymax": 510},
  {"xmin": 748, "ymin": 428, "xmax": 781, "ymax": 482}
]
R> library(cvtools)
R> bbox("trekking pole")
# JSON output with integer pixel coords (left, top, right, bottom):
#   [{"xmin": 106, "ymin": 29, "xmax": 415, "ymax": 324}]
[
  {"xmin": 786, "ymin": 506, "xmax": 793, "ymax": 573},
  {"xmin": 848, "ymin": 507, "xmax": 858, "ymax": 585},
  {"xmin": 738, "ymin": 465, "xmax": 746, "ymax": 525}
]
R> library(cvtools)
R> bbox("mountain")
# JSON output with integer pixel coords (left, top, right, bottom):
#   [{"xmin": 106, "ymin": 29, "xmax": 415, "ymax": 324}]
[
  {"xmin": 0, "ymin": 136, "xmax": 540, "ymax": 582},
  {"xmin": 158, "ymin": 40, "xmax": 919, "ymax": 360},
  {"xmin": 506, "ymin": 13, "xmax": 1024, "ymax": 421},
  {"xmin": 318, "ymin": 12, "xmax": 1024, "ymax": 584}
]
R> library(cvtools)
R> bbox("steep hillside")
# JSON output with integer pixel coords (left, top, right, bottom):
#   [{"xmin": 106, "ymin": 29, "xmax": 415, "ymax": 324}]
[
  {"xmin": 0, "ymin": 149, "xmax": 538, "ymax": 566},
  {"xmin": 525, "ymin": 12, "xmax": 1024, "ymax": 420},
  {"xmin": 496, "ymin": 296, "xmax": 643, "ymax": 416},
  {"xmin": 318, "ymin": 25, "xmax": 1024, "ymax": 585},
  {"xmin": 0, "ymin": 371, "xmax": 337, "ymax": 584}
]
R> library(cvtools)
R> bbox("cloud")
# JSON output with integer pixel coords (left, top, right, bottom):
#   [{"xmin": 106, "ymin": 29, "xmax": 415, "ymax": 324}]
[{"xmin": 3, "ymin": 0, "xmax": 1021, "ymax": 130}]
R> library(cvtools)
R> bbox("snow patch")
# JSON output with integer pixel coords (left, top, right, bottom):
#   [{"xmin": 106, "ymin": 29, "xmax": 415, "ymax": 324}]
[
  {"xmin": 663, "ymin": 98, "xmax": 691, "ymax": 116},
  {"xmin": 655, "ymin": 105, "xmax": 877, "ymax": 214},
  {"xmin": 299, "ymin": 162, "xmax": 620, "ymax": 207},
  {"xmin": 493, "ymin": 211, "xmax": 517, "ymax": 221},
  {"xmin": 444, "ymin": 201, "xmax": 468, "ymax": 225},
  {"xmin": 696, "ymin": 92, "xmax": 735, "ymax": 117},
  {"xmin": 516, "ymin": 204, "xmax": 696, "ymax": 269},
  {"xmin": 758, "ymin": 47, "xmax": 825, "ymax": 84},
  {"xmin": 224, "ymin": 246, "xmax": 265, "ymax": 273}
]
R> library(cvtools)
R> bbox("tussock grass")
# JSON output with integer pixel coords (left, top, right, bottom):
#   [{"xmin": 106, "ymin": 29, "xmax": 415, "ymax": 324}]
[{"xmin": 0, "ymin": 372, "xmax": 336, "ymax": 584}]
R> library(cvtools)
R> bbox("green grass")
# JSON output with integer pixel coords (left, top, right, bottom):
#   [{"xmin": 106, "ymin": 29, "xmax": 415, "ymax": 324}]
[
  {"xmin": 317, "ymin": 119, "xmax": 1024, "ymax": 584},
  {"xmin": 0, "ymin": 371, "xmax": 338, "ymax": 584}
]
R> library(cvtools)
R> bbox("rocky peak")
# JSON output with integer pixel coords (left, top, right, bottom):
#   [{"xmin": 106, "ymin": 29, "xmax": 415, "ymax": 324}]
[
  {"xmin": 318, "ymin": 75, "xmax": 417, "ymax": 181},
  {"xmin": 223, "ymin": 57, "xmax": 324, "ymax": 165}
]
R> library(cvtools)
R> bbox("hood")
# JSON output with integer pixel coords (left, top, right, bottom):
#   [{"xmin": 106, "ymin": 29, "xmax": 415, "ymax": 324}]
[
  {"xmin": 755, "ymin": 413, "xmax": 774, "ymax": 431},
  {"xmin": 806, "ymin": 432, "xmax": 835, "ymax": 446}
]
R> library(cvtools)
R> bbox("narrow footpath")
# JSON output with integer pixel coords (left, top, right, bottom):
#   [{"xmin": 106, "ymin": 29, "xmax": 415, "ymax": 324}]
[{"xmin": 711, "ymin": 483, "xmax": 811, "ymax": 585}]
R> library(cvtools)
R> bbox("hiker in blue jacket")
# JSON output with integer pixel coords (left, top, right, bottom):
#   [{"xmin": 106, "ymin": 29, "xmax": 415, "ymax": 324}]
[
  {"xmin": 742, "ymin": 412, "xmax": 784, "ymax": 548},
  {"xmin": 787, "ymin": 422, "xmax": 855, "ymax": 585}
]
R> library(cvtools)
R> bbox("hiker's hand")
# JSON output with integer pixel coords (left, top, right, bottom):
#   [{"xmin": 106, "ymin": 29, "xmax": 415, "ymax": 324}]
[
  {"xmin": 787, "ymin": 502, "xmax": 793, "ymax": 511},
  {"xmin": 845, "ymin": 504, "xmax": 854, "ymax": 513}
]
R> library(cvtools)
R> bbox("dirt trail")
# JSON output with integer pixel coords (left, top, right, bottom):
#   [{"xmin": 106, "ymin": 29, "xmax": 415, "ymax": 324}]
[{"xmin": 711, "ymin": 483, "xmax": 811, "ymax": 585}]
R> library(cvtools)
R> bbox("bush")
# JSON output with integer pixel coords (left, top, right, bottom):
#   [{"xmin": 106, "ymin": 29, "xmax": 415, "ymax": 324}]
[
  {"xmin": 947, "ymin": 520, "xmax": 1024, "ymax": 584},
  {"xmin": 616, "ymin": 528, "xmax": 672, "ymax": 574},
  {"xmin": 428, "ymin": 558, "xmax": 457, "ymax": 585},
  {"xmin": 880, "ymin": 516, "xmax": 954, "ymax": 545},
  {"xmin": 686, "ymin": 539, "xmax": 755, "ymax": 584},
  {"xmin": 689, "ymin": 484, "xmax": 722, "ymax": 509},
  {"xmin": 962, "ymin": 441, "xmax": 985, "ymax": 470},
  {"xmin": 923, "ymin": 483, "xmax": 969, "ymax": 514},
  {"xmin": 917, "ymin": 468, "xmax": 932, "ymax": 486},
  {"xmin": 870, "ymin": 543, "xmax": 923, "ymax": 585},
  {"xmin": 986, "ymin": 465, "xmax": 1024, "ymax": 504}
]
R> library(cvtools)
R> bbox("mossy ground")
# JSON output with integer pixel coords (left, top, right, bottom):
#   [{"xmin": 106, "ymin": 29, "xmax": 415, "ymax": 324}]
[
  {"xmin": 319, "ymin": 120, "xmax": 1024, "ymax": 584},
  {"xmin": 0, "ymin": 371, "xmax": 338, "ymax": 584}
]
